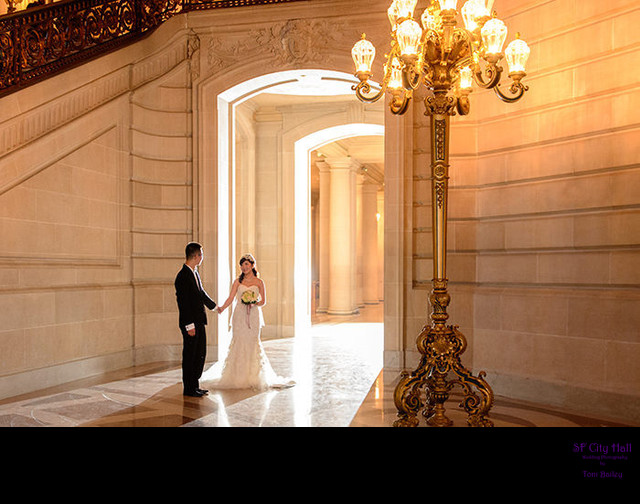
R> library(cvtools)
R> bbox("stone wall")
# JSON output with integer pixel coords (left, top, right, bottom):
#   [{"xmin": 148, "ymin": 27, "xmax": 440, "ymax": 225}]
[
  {"xmin": 470, "ymin": 0, "xmax": 640, "ymax": 421},
  {"xmin": 0, "ymin": 15, "xmax": 196, "ymax": 398},
  {"xmin": 408, "ymin": 0, "xmax": 640, "ymax": 421}
]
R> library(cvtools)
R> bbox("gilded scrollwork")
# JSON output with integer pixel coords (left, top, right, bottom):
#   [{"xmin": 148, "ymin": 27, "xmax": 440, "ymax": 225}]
[
  {"xmin": 434, "ymin": 118, "xmax": 447, "ymax": 161},
  {"xmin": 0, "ymin": 28, "xmax": 16, "ymax": 87},
  {"xmin": 2, "ymin": 0, "xmax": 141, "ymax": 90},
  {"xmin": 394, "ymin": 309, "xmax": 495, "ymax": 427},
  {"xmin": 0, "ymin": 0, "xmax": 305, "ymax": 97},
  {"xmin": 434, "ymin": 181, "xmax": 446, "ymax": 209},
  {"xmin": 425, "ymin": 92, "xmax": 457, "ymax": 117}
]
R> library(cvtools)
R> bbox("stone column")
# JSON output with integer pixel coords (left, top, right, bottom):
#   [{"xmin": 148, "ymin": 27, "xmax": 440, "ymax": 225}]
[
  {"xmin": 254, "ymin": 107, "xmax": 284, "ymax": 336},
  {"xmin": 377, "ymin": 188, "xmax": 385, "ymax": 302},
  {"xmin": 316, "ymin": 160, "xmax": 330, "ymax": 313},
  {"xmin": 362, "ymin": 177, "xmax": 380, "ymax": 304},
  {"xmin": 326, "ymin": 156, "xmax": 360, "ymax": 315}
]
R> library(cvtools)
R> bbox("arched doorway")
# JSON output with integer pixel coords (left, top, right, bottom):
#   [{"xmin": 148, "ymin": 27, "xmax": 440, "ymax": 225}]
[
  {"xmin": 214, "ymin": 69, "xmax": 384, "ymax": 360},
  {"xmin": 294, "ymin": 124, "xmax": 385, "ymax": 334}
]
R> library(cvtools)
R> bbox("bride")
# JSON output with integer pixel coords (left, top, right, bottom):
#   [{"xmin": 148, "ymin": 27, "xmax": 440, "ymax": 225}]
[{"xmin": 200, "ymin": 254, "xmax": 295, "ymax": 390}]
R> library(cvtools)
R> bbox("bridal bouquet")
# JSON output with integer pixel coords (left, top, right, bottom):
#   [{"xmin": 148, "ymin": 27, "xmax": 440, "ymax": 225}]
[{"xmin": 241, "ymin": 289, "xmax": 259, "ymax": 305}]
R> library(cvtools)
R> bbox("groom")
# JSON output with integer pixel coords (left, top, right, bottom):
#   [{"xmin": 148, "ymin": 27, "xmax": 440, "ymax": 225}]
[{"xmin": 175, "ymin": 242, "xmax": 217, "ymax": 397}]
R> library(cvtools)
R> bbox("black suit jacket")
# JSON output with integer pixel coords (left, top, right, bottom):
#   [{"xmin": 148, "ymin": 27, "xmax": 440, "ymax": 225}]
[{"xmin": 174, "ymin": 264, "xmax": 216, "ymax": 329}]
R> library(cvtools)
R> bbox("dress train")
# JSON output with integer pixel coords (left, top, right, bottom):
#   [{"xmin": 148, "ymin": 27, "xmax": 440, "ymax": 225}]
[{"xmin": 200, "ymin": 285, "xmax": 295, "ymax": 391}]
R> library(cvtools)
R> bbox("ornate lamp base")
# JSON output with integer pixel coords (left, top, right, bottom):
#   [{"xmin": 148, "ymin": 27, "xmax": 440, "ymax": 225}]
[{"xmin": 393, "ymin": 282, "xmax": 494, "ymax": 427}]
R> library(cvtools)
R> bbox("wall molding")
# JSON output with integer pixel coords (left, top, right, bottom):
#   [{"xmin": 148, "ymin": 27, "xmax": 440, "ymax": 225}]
[
  {"xmin": 0, "ymin": 27, "xmax": 196, "ymax": 162},
  {"xmin": 0, "ymin": 123, "xmax": 128, "ymax": 268}
]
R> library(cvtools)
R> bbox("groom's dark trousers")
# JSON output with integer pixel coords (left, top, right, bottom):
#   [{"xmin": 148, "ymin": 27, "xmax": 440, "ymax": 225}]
[{"xmin": 174, "ymin": 264, "xmax": 216, "ymax": 394}]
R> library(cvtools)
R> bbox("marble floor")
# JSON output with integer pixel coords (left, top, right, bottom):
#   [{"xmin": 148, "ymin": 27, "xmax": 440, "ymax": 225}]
[{"xmin": 0, "ymin": 304, "xmax": 636, "ymax": 428}]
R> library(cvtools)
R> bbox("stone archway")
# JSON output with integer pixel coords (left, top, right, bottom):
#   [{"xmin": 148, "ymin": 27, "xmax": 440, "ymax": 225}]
[
  {"xmin": 188, "ymin": 4, "xmax": 402, "ymax": 367},
  {"xmin": 293, "ymin": 123, "xmax": 385, "ymax": 333},
  {"xmin": 210, "ymin": 69, "xmax": 385, "ymax": 357}
]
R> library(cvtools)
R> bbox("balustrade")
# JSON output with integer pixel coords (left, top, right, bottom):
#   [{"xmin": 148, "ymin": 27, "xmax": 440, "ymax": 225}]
[{"xmin": 0, "ymin": 0, "xmax": 303, "ymax": 96}]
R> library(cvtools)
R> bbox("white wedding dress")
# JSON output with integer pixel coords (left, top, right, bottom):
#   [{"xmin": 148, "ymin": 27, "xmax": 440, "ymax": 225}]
[{"xmin": 200, "ymin": 284, "xmax": 295, "ymax": 390}]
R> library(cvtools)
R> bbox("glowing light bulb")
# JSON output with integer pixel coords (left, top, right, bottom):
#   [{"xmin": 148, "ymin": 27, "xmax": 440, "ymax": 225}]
[
  {"xmin": 438, "ymin": 0, "xmax": 458, "ymax": 12},
  {"xmin": 481, "ymin": 16, "xmax": 507, "ymax": 55},
  {"xmin": 505, "ymin": 34, "xmax": 530, "ymax": 73},
  {"xmin": 395, "ymin": 0, "xmax": 419, "ymax": 19},
  {"xmin": 461, "ymin": 0, "xmax": 488, "ymax": 31},
  {"xmin": 352, "ymin": 34, "xmax": 376, "ymax": 74},
  {"xmin": 396, "ymin": 18, "xmax": 423, "ymax": 57},
  {"xmin": 421, "ymin": 4, "xmax": 443, "ymax": 31},
  {"xmin": 387, "ymin": 57, "xmax": 403, "ymax": 89},
  {"xmin": 459, "ymin": 65, "xmax": 473, "ymax": 89}
]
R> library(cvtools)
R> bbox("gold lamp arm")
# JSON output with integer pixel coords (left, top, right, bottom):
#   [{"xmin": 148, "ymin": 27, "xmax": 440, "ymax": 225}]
[
  {"xmin": 389, "ymin": 88, "xmax": 412, "ymax": 114},
  {"xmin": 352, "ymin": 79, "xmax": 387, "ymax": 103},
  {"xmin": 352, "ymin": 44, "xmax": 398, "ymax": 103},
  {"xmin": 493, "ymin": 79, "xmax": 528, "ymax": 103},
  {"xmin": 473, "ymin": 60, "xmax": 503, "ymax": 89}
]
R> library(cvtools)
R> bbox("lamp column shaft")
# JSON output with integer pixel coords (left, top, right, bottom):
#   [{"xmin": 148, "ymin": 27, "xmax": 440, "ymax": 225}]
[
  {"xmin": 431, "ymin": 114, "xmax": 449, "ymax": 283},
  {"xmin": 430, "ymin": 112, "xmax": 451, "ymax": 326},
  {"xmin": 393, "ymin": 107, "xmax": 495, "ymax": 427}
]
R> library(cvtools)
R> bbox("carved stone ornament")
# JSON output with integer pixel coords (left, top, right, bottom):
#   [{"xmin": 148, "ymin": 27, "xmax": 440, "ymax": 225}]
[
  {"xmin": 188, "ymin": 30, "xmax": 201, "ymax": 81},
  {"xmin": 263, "ymin": 19, "xmax": 339, "ymax": 66},
  {"xmin": 207, "ymin": 18, "xmax": 351, "ymax": 75}
]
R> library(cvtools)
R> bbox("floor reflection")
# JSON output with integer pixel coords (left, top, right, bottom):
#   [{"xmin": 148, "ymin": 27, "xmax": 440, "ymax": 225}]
[
  {"xmin": 186, "ymin": 313, "xmax": 385, "ymax": 427},
  {"xmin": 0, "ymin": 302, "xmax": 634, "ymax": 427},
  {"xmin": 0, "ymin": 305, "xmax": 384, "ymax": 427}
]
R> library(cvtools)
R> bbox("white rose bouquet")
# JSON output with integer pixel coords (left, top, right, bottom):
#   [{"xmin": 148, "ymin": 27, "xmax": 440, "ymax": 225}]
[{"xmin": 241, "ymin": 289, "xmax": 259, "ymax": 305}]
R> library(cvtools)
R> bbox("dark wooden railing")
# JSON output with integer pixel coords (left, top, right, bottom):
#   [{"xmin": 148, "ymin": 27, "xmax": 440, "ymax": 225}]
[{"xmin": 0, "ymin": 0, "xmax": 305, "ymax": 97}]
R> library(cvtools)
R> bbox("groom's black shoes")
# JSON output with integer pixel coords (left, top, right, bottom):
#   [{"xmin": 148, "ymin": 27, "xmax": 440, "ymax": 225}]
[
  {"xmin": 197, "ymin": 388, "xmax": 209, "ymax": 395},
  {"xmin": 183, "ymin": 390, "xmax": 205, "ymax": 397}
]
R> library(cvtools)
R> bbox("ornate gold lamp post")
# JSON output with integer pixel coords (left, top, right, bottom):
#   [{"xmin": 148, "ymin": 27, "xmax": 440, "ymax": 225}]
[{"xmin": 351, "ymin": 0, "xmax": 530, "ymax": 427}]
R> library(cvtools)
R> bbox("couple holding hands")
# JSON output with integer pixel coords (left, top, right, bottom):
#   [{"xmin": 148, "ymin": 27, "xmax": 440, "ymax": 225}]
[{"xmin": 174, "ymin": 242, "xmax": 294, "ymax": 397}]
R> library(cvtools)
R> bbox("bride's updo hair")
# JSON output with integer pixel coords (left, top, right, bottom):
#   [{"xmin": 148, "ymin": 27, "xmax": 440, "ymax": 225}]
[{"xmin": 239, "ymin": 254, "xmax": 258, "ymax": 282}]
